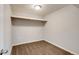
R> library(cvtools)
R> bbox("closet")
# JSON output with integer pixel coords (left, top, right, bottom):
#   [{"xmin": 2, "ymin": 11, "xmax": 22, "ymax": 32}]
[{"xmin": 11, "ymin": 16, "xmax": 47, "ymax": 45}]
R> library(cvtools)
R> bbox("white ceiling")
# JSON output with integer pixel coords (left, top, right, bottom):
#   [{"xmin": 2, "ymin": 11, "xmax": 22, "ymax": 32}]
[{"xmin": 10, "ymin": 4, "xmax": 79, "ymax": 17}]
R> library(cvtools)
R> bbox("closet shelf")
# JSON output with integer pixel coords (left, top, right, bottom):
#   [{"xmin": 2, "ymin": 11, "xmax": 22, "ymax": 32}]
[{"xmin": 11, "ymin": 16, "xmax": 47, "ymax": 22}]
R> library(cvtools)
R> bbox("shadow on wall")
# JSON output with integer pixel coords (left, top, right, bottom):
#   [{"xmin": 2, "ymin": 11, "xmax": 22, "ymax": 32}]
[{"xmin": 12, "ymin": 18, "xmax": 44, "ymax": 27}]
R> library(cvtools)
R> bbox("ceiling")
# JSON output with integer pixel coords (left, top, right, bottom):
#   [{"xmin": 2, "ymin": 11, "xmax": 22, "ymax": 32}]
[{"xmin": 10, "ymin": 4, "xmax": 79, "ymax": 18}]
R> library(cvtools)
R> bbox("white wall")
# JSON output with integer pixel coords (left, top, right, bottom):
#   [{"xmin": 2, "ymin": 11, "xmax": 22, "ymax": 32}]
[
  {"xmin": 11, "ymin": 4, "xmax": 43, "ymax": 19},
  {"xmin": 0, "ymin": 4, "xmax": 4, "ymax": 50},
  {"xmin": 12, "ymin": 19, "xmax": 44, "ymax": 45},
  {"xmin": 3, "ymin": 5, "xmax": 12, "ymax": 54},
  {"xmin": 0, "ymin": 4, "xmax": 12, "ymax": 55},
  {"xmin": 12, "ymin": 12, "xmax": 43, "ymax": 20},
  {"xmin": 44, "ymin": 5, "xmax": 79, "ymax": 54}
]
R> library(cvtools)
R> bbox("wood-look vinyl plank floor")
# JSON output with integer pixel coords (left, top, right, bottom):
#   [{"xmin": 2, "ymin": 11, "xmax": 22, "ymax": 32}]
[{"xmin": 11, "ymin": 40, "xmax": 73, "ymax": 55}]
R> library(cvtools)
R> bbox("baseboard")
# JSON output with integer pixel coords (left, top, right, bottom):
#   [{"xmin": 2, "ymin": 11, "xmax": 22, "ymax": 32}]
[
  {"xmin": 10, "ymin": 46, "xmax": 12, "ymax": 55},
  {"xmin": 44, "ymin": 40, "xmax": 78, "ymax": 55},
  {"xmin": 12, "ymin": 40, "xmax": 43, "ymax": 46}
]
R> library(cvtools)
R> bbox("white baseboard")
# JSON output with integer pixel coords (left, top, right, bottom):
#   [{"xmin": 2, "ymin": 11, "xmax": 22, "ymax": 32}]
[
  {"xmin": 12, "ymin": 39, "xmax": 43, "ymax": 46},
  {"xmin": 44, "ymin": 40, "xmax": 78, "ymax": 55},
  {"xmin": 10, "ymin": 46, "xmax": 12, "ymax": 55}
]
